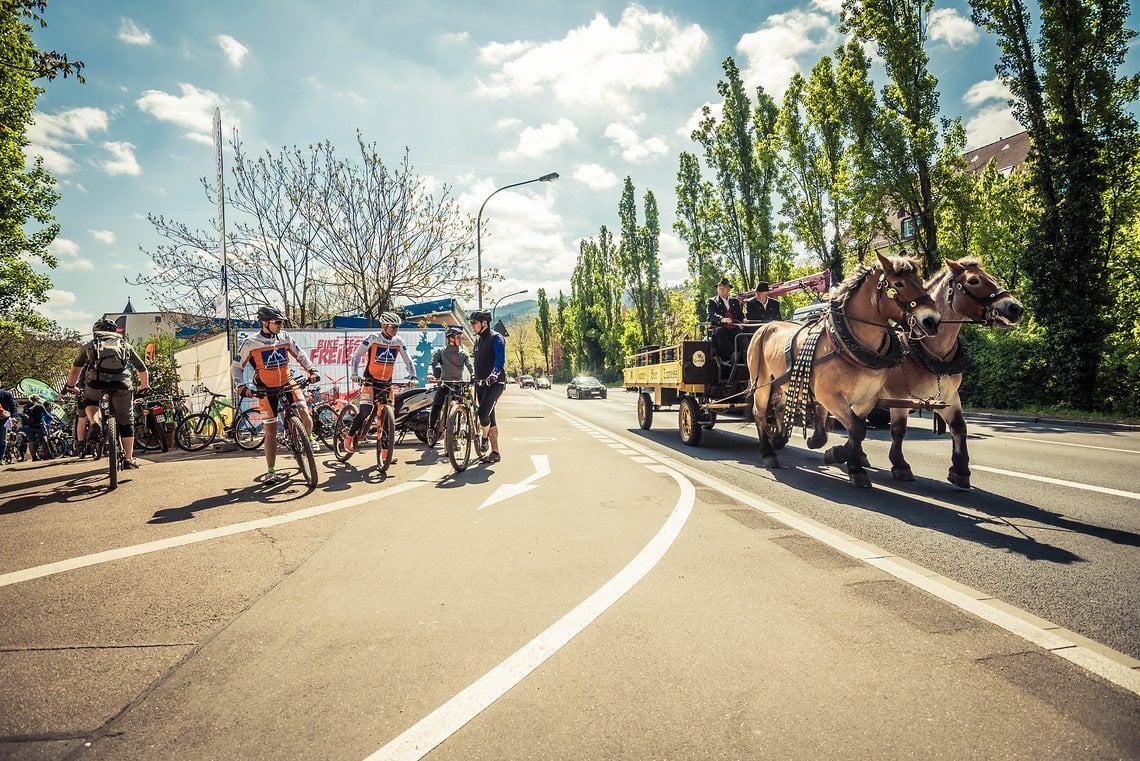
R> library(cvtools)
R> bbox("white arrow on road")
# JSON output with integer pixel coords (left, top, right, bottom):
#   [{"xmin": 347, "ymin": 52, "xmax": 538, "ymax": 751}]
[{"xmin": 478, "ymin": 454, "xmax": 550, "ymax": 510}]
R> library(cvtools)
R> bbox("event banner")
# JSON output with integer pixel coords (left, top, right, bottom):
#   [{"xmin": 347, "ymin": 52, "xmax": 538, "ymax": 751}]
[{"xmin": 233, "ymin": 328, "xmax": 446, "ymax": 396}]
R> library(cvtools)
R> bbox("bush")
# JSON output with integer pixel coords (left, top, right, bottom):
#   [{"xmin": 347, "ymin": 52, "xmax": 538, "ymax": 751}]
[{"xmin": 959, "ymin": 322, "xmax": 1051, "ymax": 410}]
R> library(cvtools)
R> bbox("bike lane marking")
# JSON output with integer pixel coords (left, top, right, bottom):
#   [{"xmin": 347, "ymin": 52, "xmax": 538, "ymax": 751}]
[
  {"xmin": 367, "ymin": 465, "xmax": 694, "ymax": 761},
  {"xmin": 477, "ymin": 454, "xmax": 550, "ymax": 510},
  {"xmin": 529, "ymin": 399, "xmax": 1140, "ymax": 698},
  {"xmin": 970, "ymin": 464, "xmax": 1140, "ymax": 501},
  {"xmin": 0, "ymin": 463, "xmax": 452, "ymax": 589}
]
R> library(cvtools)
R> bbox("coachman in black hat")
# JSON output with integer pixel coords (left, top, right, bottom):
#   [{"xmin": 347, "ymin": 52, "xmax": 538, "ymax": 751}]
[
  {"xmin": 706, "ymin": 277, "xmax": 744, "ymax": 362},
  {"xmin": 745, "ymin": 280, "xmax": 782, "ymax": 322}
]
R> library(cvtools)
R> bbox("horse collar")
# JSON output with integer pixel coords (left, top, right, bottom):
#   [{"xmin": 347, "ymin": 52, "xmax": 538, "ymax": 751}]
[
  {"xmin": 903, "ymin": 333, "xmax": 971, "ymax": 376},
  {"xmin": 828, "ymin": 301, "xmax": 905, "ymax": 369}
]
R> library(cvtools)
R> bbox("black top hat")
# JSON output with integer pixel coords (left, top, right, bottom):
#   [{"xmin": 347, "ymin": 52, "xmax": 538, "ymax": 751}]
[
  {"xmin": 754, "ymin": 281, "xmax": 770, "ymax": 292},
  {"xmin": 717, "ymin": 277, "xmax": 731, "ymax": 287}
]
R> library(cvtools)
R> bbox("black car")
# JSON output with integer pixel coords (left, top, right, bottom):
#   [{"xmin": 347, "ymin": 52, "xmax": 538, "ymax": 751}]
[{"xmin": 567, "ymin": 376, "xmax": 607, "ymax": 399}]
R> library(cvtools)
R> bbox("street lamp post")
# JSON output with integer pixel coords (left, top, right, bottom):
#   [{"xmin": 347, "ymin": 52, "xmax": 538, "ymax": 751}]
[
  {"xmin": 490, "ymin": 289, "xmax": 528, "ymax": 335},
  {"xmin": 476, "ymin": 172, "xmax": 558, "ymax": 309}
]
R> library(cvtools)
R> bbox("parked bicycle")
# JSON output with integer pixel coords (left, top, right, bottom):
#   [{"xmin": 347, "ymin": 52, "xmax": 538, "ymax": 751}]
[
  {"xmin": 306, "ymin": 385, "xmax": 340, "ymax": 449},
  {"xmin": 442, "ymin": 380, "xmax": 490, "ymax": 473},
  {"xmin": 173, "ymin": 387, "xmax": 264, "ymax": 452},
  {"xmin": 133, "ymin": 395, "xmax": 170, "ymax": 453}
]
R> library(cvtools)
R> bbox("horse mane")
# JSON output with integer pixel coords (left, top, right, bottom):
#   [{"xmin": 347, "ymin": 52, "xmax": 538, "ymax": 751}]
[
  {"xmin": 833, "ymin": 254, "xmax": 921, "ymax": 309},
  {"xmin": 925, "ymin": 256, "xmax": 984, "ymax": 290}
]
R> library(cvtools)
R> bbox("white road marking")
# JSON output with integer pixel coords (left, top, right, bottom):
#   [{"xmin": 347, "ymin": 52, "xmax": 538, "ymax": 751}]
[
  {"xmin": 0, "ymin": 465, "xmax": 450, "ymax": 589},
  {"xmin": 971, "ymin": 465, "xmax": 1140, "ymax": 501},
  {"xmin": 367, "ymin": 465, "xmax": 694, "ymax": 761},
  {"xmin": 530, "ymin": 398, "xmax": 1140, "ymax": 698},
  {"xmin": 477, "ymin": 455, "xmax": 551, "ymax": 510},
  {"xmin": 996, "ymin": 435, "xmax": 1140, "ymax": 455}
]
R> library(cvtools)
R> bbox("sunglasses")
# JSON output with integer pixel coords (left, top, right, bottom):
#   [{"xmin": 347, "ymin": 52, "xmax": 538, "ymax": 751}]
[{"xmin": 268, "ymin": 319, "xmax": 284, "ymax": 325}]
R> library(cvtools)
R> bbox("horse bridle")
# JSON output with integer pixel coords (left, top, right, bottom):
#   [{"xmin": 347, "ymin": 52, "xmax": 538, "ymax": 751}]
[
  {"xmin": 873, "ymin": 271, "xmax": 935, "ymax": 338},
  {"xmin": 947, "ymin": 269, "xmax": 1011, "ymax": 326}
]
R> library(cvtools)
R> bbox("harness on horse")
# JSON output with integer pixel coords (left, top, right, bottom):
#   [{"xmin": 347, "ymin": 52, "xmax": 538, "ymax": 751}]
[
  {"xmin": 902, "ymin": 333, "xmax": 970, "ymax": 376},
  {"xmin": 826, "ymin": 299, "xmax": 905, "ymax": 370},
  {"xmin": 782, "ymin": 321, "xmax": 825, "ymax": 437}
]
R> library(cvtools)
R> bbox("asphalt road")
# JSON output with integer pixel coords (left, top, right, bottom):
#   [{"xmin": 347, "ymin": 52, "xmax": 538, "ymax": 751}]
[{"xmin": 1, "ymin": 385, "xmax": 1137, "ymax": 760}]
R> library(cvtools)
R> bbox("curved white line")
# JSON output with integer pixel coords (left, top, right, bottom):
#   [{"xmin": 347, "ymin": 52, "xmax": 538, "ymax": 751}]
[{"xmin": 367, "ymin": 465, "xmax": 694, "ymax": 761}]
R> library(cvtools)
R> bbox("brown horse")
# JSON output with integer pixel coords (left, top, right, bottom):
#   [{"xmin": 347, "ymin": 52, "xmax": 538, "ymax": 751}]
[
  {"xmin": 747, "ymin": 253, "xmax": 941, "ymax": 488},
  {"xmin": 883, "ymin": 257, "xmax": 1024, "ymax": 488}
]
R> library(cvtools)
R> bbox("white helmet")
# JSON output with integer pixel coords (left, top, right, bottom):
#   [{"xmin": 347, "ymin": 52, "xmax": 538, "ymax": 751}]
[{"xmin": 379, "ymin": 311, "xmax": 400, "ymax": 327}]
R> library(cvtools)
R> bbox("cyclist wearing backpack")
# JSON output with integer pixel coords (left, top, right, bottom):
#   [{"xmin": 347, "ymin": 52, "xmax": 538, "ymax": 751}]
[
  {"xmin": 231, "ymin": 306, "xmax": 321, "ymax": 484},
  {"xmin": 64, "ymin": 319, "xmax": 151, "ymax": 469}
]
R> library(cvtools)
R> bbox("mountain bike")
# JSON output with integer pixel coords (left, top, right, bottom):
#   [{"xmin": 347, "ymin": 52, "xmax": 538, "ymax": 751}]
[
  {"xmin": 133, "ymin": 395, "xmax": 169, "ymax": 453},
  {"xmin": 87, "ymin": 392, "xmax": 124, "ymax": 489},
  {"xmin": 332, "ymin": 382, "xmax": 398, "ymax": 474},
  {"xmin": 173, "ymin": 386, "xmax": 264, "ymax": 451},
  {"xmin": 257, "ymin": 376, "xmax": 319, "ymax": 488},
  {"xmin": 306, "ymin": 385, "xmax": 340, "ymax": 449},
  {"xmin": 443, "ymin": 380, "xmax": 490, "ymax": 473}
]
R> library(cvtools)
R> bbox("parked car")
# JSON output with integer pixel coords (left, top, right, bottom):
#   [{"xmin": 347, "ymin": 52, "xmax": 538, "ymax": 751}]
[
  {"xmin": 520, "ymin": 375, "xmax": 535, "ymax": 389},
  {"xmin": 535, "ymin": 376, "xmax": 551, "ymax": 390},
  {"xmin": 567, "ymin": 376, "xmax": 607, "ymax": 399},
  {"xmin": 792, "ymin": 301, "xmax": 828, "ymax": 324}
]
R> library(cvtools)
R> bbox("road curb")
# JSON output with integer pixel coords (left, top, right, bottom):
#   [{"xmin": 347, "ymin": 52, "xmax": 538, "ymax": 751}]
[{"xmin": 965, "ymin": 410, "xmax": 1140, "ymax": 432}]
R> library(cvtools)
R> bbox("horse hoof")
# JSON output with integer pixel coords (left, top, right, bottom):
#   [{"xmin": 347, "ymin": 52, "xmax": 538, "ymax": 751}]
[
  {"xmin": 762, "ymin": 456, "xmax": 782, "ymax": 469},
  {"xmin": 947, "ymin": 470, "xmax": 971, "ymax": 489},
  {"xmin": 806, "ymin": 429, "xmax": 828, "ymax": 450},
  {"xmin": 849, "ymin": 472, "xmax": 873, "ymax": 488},
  {"xmin": 892, "ymin": 467, "xmax": 915, "ymax": 482},
  {"xmin": 823, "ymin": 448, "xmax": 841, "ymax": 465},
  {"xmin": 860, "ymin": 454, "xmax": 871, "ymax": 468}
]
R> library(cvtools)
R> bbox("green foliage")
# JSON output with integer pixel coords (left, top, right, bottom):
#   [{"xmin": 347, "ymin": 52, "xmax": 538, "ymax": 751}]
[
  {"xmin": 958, "ymin": 322, "xmax": 1051, "ymax": 410},
  {"xmin": 134, "ymin": 334, "xmax": 186, "ymax": 398},
  {"xmin": 0, "ymin": 1, "xmax": 74, "ymax": 335},
  {"xmin": 617, "ymin": 178, "xmax": 665, "ymax": 347},
  {"xmin": 0, "ymin": 325, "xmax": 82, "ymax": 388},
  {"xmin": 535, "ymin": 288, "xmax": 552, "ymax": 374}
]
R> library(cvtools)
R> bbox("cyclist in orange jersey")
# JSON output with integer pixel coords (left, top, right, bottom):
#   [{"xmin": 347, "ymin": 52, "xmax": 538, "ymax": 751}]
[
  {"xmin": 231, "ymin": 306, "xmax": 320, "ymax": 483},
  {"xmin": 341, "ymin": 311, "xmax": 416, "ymax": 453}
]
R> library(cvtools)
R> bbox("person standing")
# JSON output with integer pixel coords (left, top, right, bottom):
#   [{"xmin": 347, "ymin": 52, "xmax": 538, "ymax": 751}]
[
  {"xmin": 470, "ymin": 309, "xmax": 505, "ymax": 463},
  {"xmin": 745, "ymin": 281, "xmax": 782, "ymax": 322},
  {"xmin": 231, "ymin": 306, "xmax": 320, "ymax": 483},
  {"xmin": 426, "ymin": 326, "xmax": 473, "ymax": 445},
  {"xmin": 64, "ymin": 319, "xmax": 150, "ymax": 469},
  {"xmin": 0, "ymin": 387, "xmax": 16, "ymax": 464},
  {"xmin": 706, "ymin": 277, "xmax": 744, "ymax": 362}
]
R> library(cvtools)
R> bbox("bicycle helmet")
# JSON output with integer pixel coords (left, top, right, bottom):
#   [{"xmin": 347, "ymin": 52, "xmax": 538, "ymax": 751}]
[
  {"xmin": 469, "ymin": 310, "xmax": 492, "ymax": 323},
  {"xmin": 92, "ymin": 318, "xmax": 117, "ymax": 333},
  {"xmin": 445, "ymin": 326, "xmax": 464, "ymax": 338},
  {"xmin": 379, "ymin": 311, "xmax": 401, "ymax": 326},
  {"xmin": 256, "ymin": 306, "xmax": 285, "ymax": 322}
]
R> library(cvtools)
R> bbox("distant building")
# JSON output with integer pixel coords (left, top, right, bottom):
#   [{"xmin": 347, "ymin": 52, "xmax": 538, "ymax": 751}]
[{"xmin": 102, "ymin": 298, "xmax": 205, "ymax": 342}]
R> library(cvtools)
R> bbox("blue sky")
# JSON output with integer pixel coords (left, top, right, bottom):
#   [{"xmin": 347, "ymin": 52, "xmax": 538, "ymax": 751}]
[{"xmin": 27, "ymin": 0, "xmax": 1132, "ymax": 334}]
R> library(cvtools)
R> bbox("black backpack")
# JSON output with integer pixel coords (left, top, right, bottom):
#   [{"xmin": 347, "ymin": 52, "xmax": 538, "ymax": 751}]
[{"xmin": 87, "ymin": 332, "xmax": 130, "ymax": 378}]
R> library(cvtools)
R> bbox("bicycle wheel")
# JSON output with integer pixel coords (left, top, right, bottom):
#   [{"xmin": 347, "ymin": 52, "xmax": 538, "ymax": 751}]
[
  {"xmin": 332, "ymin": 403, "xmax": 361, "ymax": 462},
  {"xmin": 233, "ymin": 408, "xmax": 265, "ymax": 450},
  {"xmin": 375, "ymin": 404, "xmax": 396, "ymax": 474},
  {"xmin": 313, "ymin": 403, "xmax": 338, "ymax": 448},
  {"xmin": 175, "ymin": 412, "xmax": 218, "ymax": 451},
  {"xmin": 134, "ymin": 415, "xmax": 162, "ymax": 452},
  {"xmin": 444, "ymin": 403, "xmax": 473, "ymax": 472},
  {"xmin": 107, "ymin": 427, "xmax": 119, "ymax": 489},
  {"xmin": 287, "ymin": 416, "xmax": 318, "ymax": 488}
]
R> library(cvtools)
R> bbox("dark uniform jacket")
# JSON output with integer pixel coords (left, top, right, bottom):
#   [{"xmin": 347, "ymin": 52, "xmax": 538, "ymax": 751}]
[
  {"xmin": 745, "ymin": 296, "xmax": 782, "ymax": 322},
  {"xmin": 706, "ymin": 295, "xmax": 744, "ymax": 328}
]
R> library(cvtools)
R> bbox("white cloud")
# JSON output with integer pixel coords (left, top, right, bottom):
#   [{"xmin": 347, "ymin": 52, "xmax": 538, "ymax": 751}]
[
  {"xmin": 737, "ymin": 10, "xmax": 840, "ymax": 102},
  {"xmin": 677, "ymin": 102, "xmax": 721, "ymax": 139},
  {"xmin": 90, "ymin": 229, "xmax": 116, "ymax": 244},
  {"xmin": 658, "ymin": 232, "xmax": 690, "ymax": 285},
  {"xmin": 101, "ymin": 141, "xmax": 142, "ymax": 176},
  {"xmin": 810, "ymin": 0, "xmax": 844, "ymax": 15},
  {"xmin": 499, "ymin": 118, "xmax": 578, "ymax": 161},
  {"xmin": 477, "ymin": 7, "xmax": 707, "ymax": 115},
  {"xmin": 928, "ymin": 9, "xmax": 980, "ymax": 48},
  {"xmin": 303, "ymin": 76, "xmax": 366, "ymax": 107},
  {"xmin": 604, "ymin": 122, "xmax": 669, "ymax": 162},
  {"xmin": 964, "ymin": 77, "xmax": 1013, "ymax": 108},
  {"xmin": 118, "ymin": 18, "xmax": 153, "ymax": 46},
  {"xmin": 217, "ymin": 34, "xmax": 249, "ymax": 68},
  {"xmin": 26, "ymin": 107, "xmax": 110, "ymax": 174},
  {"xmin": 42, "ymin": 289, "xmax": 96, "ymax": 328},
  {"xmin": 137, "ymin": 83, "xmax": 246, "ymax": 144},
  {"xmin": 439, "ymin": 31, "xmax": 470, "ymax": 46},
  {"xmin": 48, "ymin": 239, "xmax": 95, "ymax": 271},
  {"xmin": 965, "ymin": 104, "xmax": 1023, "ymax": 149},
  {"xmin": 573, "ymin": 163, "xmax": 619, "ymax": 190}
]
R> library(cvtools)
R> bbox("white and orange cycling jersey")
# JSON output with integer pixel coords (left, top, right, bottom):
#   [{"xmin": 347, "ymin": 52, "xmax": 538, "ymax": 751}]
[
  {"xmin": 231, "ymin": 329, "xmax": 314, "ymax": 390},
  {"xmin": 350, "ymin": 331, "xmax": 415, "ymax": 384}
]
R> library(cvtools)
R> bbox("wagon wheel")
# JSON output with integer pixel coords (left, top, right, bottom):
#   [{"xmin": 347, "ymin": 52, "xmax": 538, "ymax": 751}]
[
  {"xmin": 678, "ymin": 397, "xmax": 703, "ymax": 446},
  {"xmin": 701, "ymin": 409, "xmax": 717, "ymax": 430},
  {"xmin": 637, "ymin": 392, "xmax": 653, "ymax": 430}
]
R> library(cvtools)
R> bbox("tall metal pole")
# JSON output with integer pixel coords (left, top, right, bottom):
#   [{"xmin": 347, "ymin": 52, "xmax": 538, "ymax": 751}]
[
  {"xmin": 476, "ymin": 172, "xmax": 558, "ymax": 309},
  {"xmin": 212, "ymin": 108, "xmax": 233, "ymax": 408}
]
